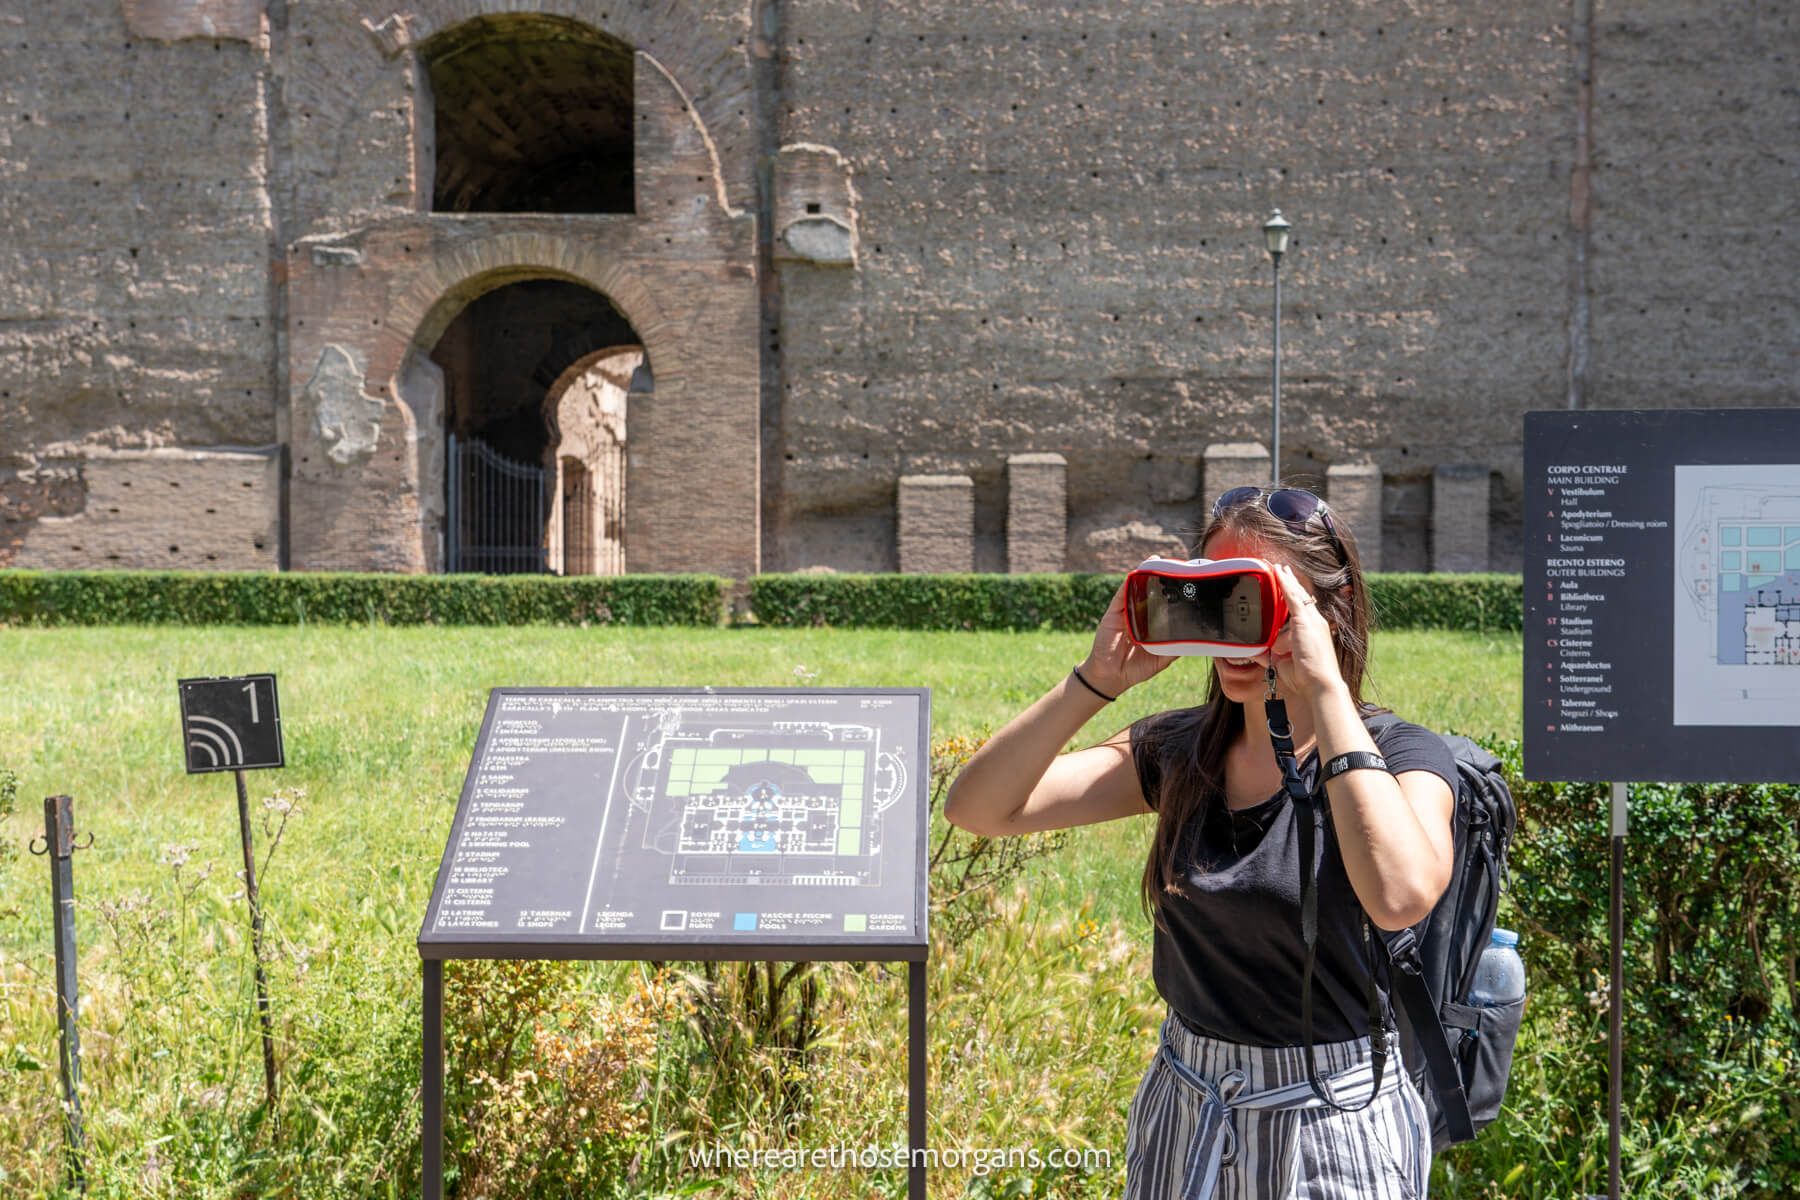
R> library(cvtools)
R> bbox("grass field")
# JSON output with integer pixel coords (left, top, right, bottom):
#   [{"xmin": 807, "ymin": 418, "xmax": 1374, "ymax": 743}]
[{"xmin": 0, "ymin": 626, "xmax": 1523, "ymax": 1197}]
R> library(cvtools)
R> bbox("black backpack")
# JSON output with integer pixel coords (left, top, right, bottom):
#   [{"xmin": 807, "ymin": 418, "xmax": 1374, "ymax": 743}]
[
  {"xmin": 1374, "ymin": 720, "xmax": 1523, "ymax": 1151},
  {"xmin": 1270, "ymin": 703, "xmax": 1522, "ymax": 1152}
]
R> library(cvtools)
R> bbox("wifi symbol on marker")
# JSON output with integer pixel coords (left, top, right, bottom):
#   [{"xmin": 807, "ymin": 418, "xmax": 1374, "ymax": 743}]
[
  {"xmin": 186, "ymin": 714, "xmax": 245, "ymax": 768},
  {"xmin": 177, "ymin": 675, "xmax": 284, "ymax": 775}
]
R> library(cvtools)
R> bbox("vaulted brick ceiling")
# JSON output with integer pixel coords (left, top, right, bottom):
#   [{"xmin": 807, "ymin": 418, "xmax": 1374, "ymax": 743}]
[{"xmin": 425, "ymin": 15, "xmax": 634, "ymax": 214}]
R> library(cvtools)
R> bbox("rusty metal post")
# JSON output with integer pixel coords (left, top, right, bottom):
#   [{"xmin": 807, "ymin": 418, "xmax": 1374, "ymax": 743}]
[{"xmin": 32, "ymin": 795, "xmax": 88, "ymax": 1191}]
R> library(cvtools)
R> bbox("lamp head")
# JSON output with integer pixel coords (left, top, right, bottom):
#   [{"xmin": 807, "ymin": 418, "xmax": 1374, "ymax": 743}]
[{"xmin": 1263, "ymin": 209, "xmax": 1291, "ymax": 261}]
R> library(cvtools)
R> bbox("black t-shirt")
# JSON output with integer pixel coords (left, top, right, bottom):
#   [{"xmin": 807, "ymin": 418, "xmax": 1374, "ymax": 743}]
[{"xmin": 1129, "ymin": 704, "xmax": 1459, "ymax": 1046}]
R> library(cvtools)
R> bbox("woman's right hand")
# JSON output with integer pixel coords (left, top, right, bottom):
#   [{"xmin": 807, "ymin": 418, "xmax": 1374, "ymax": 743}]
[{"xmin": 1079, "ymin": 579, "xmax": 1178, "ymax": 698}]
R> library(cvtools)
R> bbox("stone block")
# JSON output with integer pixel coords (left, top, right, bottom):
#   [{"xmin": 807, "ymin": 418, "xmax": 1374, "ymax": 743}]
[
  {"xmin": 1006, "ymin": 453, "xmax": 1066, "ymax": 573},
  {"xmin": 16, "ymin": 448, "xmax": 280, "ymax": 570},
  {"xmin": 1326, "ymin": 462, "xmax": 1383, "ymax": 572},
  {"xmin": 898, "ymin": 475, "xmax": 974, "ymax": 573},
  {"xmin": 1075, "ymin": 520, "xmax": 1188, "ymax": 572},
  {"xmin": 122, "ymin": 0, "xmax": 264, "ymax": 44},
  {"xmin": 1203, "ymin": 443, "xmax": 1273, "ymax": 507},
  {"xmin": 1432, "ymin": 464, "xmax": 1491, "ymax": 573}
]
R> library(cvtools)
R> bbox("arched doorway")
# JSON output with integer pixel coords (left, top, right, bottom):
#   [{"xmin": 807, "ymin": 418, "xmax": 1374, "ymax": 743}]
[{"xmin": 427, "ymin": 279, "xmax": 642, "ymax": 573}]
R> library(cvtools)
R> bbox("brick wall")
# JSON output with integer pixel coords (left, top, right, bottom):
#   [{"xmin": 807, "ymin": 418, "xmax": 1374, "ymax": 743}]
[{"xmin": 1, "ymin": 2, "xmax": 1794, "ymax": 575}]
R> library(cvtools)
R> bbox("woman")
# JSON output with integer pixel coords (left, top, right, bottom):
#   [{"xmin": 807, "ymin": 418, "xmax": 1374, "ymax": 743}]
[{"xmin": 944, "ymin": 486, "xmax": 1458, "ymax": 1199}]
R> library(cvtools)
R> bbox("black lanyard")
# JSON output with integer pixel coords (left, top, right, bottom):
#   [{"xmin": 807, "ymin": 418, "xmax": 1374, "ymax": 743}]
[{"xmin": 1263, "ymin": 668, "xmax": 1390, "ymax": 1111}]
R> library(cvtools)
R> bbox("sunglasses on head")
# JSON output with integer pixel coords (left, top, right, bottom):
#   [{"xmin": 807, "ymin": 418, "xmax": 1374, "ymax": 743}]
[{"xmin": 1210, "ymin": 486, "xmax": 1349, "ymax": 567}]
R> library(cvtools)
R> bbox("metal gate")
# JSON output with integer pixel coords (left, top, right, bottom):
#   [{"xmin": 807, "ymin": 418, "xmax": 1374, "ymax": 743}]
[{"xmin": 446, "ymin": 434, "xmax": 549, "ymax": 573}]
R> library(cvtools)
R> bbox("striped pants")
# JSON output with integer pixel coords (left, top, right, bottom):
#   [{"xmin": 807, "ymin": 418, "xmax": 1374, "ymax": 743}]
[{"xmin": 1123, "ymin": 1010, "xmax": 1432, "ymax": 1199}]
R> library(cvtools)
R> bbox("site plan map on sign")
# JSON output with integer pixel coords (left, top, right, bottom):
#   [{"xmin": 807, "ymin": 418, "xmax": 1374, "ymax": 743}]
[
  {"xmin": 1674, "ymin": 464, "xmax": 1800, "ymax": 726},
  {"xmin": 421, "ymin": 688, "xmax": 928, "ymax": 951}
]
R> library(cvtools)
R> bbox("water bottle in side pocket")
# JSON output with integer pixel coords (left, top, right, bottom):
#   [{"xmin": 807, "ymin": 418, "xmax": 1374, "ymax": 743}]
[{"xmin": 1467, "ymin": 928, "xmax": 1526, "ymax": 1007}]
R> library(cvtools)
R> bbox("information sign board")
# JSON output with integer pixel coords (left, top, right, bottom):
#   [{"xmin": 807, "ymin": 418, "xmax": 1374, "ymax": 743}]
[
  {"xmin": 1524, "ymin": 409, "xmax": 1800, "ymax": 782},
  {"xmin": 419, "ymin": 687, "xmax": 930, "ymax": 959}
]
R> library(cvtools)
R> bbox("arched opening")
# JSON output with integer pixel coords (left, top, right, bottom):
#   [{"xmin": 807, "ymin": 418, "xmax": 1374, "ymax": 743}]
[
  {"xmin": 429, "ymin": 279, "xmax": 642, "ymax": 573},
  {"xmin": 422, "ymin": 15, "xmax": 634, "ymax": 214}
]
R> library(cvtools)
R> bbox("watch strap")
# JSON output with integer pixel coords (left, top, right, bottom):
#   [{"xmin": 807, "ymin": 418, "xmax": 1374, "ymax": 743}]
[{"xmin": 1322, "ymin": 750, "xmax": 1388, "ymax": 781}]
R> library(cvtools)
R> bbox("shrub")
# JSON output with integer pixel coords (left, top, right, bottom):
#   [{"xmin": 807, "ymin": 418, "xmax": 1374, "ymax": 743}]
[
  {"xmin": 1367, "ymin": 573, "xmax": 1523, "ymax": 633},
  {"xmin": 0, "ymin": 570, "xmax": 728, "ymax": 627},
  {"xmin": 1445, "ymin": 734, "xmax": 1800, "ymax": 1197},
  {"xmin": 750, "ymin": 572, "xmax": 1121, "ymax": 632},
  {"xmin": 445, "ymin": 962, "xmax": 691, "ymax": 1199},
  {"xmin": 749, "ymin": 572, "xmax": 1522, "ymax": 632}
]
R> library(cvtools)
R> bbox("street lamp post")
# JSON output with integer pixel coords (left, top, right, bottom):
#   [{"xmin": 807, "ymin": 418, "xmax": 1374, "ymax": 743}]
[{"xmin": 1263, "ymin": 209, "xmax": 1291, "ymax": 487}]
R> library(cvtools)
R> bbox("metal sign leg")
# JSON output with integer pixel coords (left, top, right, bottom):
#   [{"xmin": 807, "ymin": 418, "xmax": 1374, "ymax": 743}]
[
  {"xmin": 234, "ymin": 769, "xmax": 279, "ymax": 1109},
  {"xmin": 909, "ymin": 959, "xmax": 926, "ymax": 1200},
  {"xmin": 1608, "ymin": 781, "xmax": 1626, "ymax": 1200},
  {"xmin": 424, "ymin": 958, "xmax": 444, "ymax": 1200},
  {"xmin": 35, "ymin": 796, "xmax": 87, "ymax": 1192}
]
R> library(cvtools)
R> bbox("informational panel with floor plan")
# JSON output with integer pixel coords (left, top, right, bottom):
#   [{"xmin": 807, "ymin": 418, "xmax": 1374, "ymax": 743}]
[
  {"xmin": 1672, "ymin": 465, "xmax": 1800, "ymax": 723},
  {"xmin": 420, "ymin": 688, "xmax": 929, "ymax": 956},
  {"xmin": 1525, "ymin": 409, "xmax": 1800, "ymax": 783}
]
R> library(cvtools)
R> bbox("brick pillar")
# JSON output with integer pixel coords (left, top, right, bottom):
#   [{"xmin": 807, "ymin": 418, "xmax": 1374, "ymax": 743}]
[
  {"xmin": 1203, "ymin": 443, "xmax": 1272, "ymax": 507},
  {"xmin": 1326, "ymin": 462, "xmax": 1383, "ymax": 572},
  {"xmin": 1432, "ymin": 464, "xmax": 1490, "ymax": 573},
  {"xmin": 1006, "ymin": 453, "xmax": 1067, "ymax": 573},
  {"xmin": 898, "ymin": 475, "xmax": 975, "ymax": 573}
]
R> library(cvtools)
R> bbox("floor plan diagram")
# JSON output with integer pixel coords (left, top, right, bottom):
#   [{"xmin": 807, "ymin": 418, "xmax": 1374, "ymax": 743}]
[
  {"xmin": 424, "ymin": 689, "xmax": 927, "ymax": 945},
  {"xmin": 621, "ymin": 715, "xmax": 908, "ymax": 888},
  {"xmin": 1674, "ymin": 466, "xmax": 1800, "ymax": 725}
]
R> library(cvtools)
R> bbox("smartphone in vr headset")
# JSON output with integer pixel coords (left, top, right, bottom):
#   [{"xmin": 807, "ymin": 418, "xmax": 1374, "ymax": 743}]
[{"xmin": 1123, "ymin": 556, "xmax": 1289, "ymax": 656}]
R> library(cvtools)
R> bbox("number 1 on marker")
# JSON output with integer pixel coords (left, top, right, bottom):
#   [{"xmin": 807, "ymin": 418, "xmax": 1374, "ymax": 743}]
[{"xmin": 243, "ymin": 681, "xmax": 259, "ymax": 724}]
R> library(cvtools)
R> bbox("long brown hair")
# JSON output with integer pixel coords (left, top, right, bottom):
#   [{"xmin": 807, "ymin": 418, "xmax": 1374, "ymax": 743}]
[{"xmin": 1136, "ymin": 487, "xmax": 1380, "ymax": 930}]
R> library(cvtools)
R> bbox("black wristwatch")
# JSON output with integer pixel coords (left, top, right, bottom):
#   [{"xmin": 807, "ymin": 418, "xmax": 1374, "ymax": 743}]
[{"xmin": 1321, "ymin": 750, "xmax": 1389, "ymax": 782}]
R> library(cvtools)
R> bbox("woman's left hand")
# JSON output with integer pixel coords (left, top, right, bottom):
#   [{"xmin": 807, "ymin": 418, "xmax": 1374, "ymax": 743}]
[{"xmin": 1263, "ymin": 561, "xmax": 1348, "ymax": 705}]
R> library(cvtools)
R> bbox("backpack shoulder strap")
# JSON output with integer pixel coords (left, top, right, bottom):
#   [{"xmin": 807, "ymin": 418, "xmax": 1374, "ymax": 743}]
[
  {"xmin": 1385, "ymin": 926, "xmax": 1477, "ymax": 1143},
  {"xmin": 1376, "ymin": 723, "xmax": 1513, "ymax": 1148}
]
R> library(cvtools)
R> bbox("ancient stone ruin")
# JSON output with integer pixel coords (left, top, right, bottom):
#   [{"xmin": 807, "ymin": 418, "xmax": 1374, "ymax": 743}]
[{"xmin": 1, "ymin": 3, "xmax": 1791, "ymax": 577}]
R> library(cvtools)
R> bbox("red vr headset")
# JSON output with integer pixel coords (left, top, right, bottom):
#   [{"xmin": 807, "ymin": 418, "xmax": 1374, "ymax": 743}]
[{"xmin": 1123, "ymin": 556, "xmax": 1289, "ymax": 656}]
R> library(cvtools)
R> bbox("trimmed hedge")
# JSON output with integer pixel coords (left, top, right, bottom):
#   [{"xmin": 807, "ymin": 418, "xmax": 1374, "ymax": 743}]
[
  {"xmin": 0, "ymin": 569, "xmax": 1523, "ymax": 632},
  {"xmin": 0, "ymin": 570, "xmax": 729, "ymax": 627},
  {"xmin": 1364, "ymin": 572, "xmax": 1523, "ymax": 633},
  {"xmin": 751, "ymin": 572, "xmax": 1121, "ymax": 631},
  {"xmin": 750, "ymin": 571, "xmax": 1523, "ymax": 633}
]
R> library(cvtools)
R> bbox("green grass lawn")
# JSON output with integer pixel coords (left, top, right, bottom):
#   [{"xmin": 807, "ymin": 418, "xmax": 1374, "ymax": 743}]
[{"xmin": 0, "ymin": 625, "xmax": 1521, "ymax": 1198}]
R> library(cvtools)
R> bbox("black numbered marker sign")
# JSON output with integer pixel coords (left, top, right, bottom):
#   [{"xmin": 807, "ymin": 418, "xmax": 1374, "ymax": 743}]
[{"xmin": 178, "ymin": 675, "xmax": 285, "ymax": 773}]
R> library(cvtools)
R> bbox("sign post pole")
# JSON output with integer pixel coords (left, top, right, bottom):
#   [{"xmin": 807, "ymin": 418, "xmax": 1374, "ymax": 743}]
[
  {"xmin": 909, "ymin": 959, "xmax": 926, "ymax": 1200},
  {"xmin": 423, "ymin": 958, "xmax": 444, "ymax": 1200},
  {"xmin": 235, "ymin": 767, "xmax": 279, "ymax": 1110},
  {"xmin": 1608, "ymin": 781, "xmax": 1625, "ymax": 1200},
  {"xmin": 31, "ymin": 795, "xmax": 89, "ymax": 1192},
  {"xmin": 178, "ymin": 673, "xmax": 286, "ymax": 1112}
]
